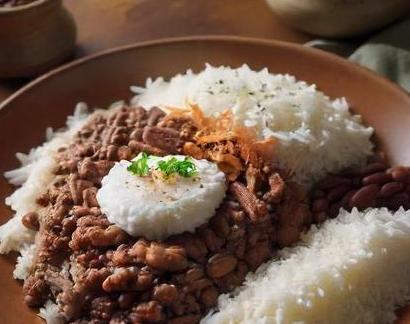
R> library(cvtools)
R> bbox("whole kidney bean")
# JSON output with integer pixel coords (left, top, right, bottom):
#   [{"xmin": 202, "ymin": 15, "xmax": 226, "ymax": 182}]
[
  {"xmin": 359, "ymin": 162, "xmax": 387, "ymax": 176},
  {"xmin": 206, "ymin": 253, "xmax": 238, "ymax": 278},
  {"xmin": 22, "ymin": 211, "xmax": 40, "ymax": 231},
  {"xmin": 379, "ymin": 182, "xmax": 403, "ymax": 198},
  {"xmin": 312, "ymin": 160, "xmax": 410, "ymax": 225},
  {"xmin": 362, "ymin": 172, "xmax": 392, "ymax": 186},
  {"xmin": 340, "ymin": 190, "xmax": 357, "ymax": 207},
  {"xmin": 349, "ymin": 184, "xmax": 379, "ymax": 210},
  {"xmin": 145, "ymin": 244, "xmax": 188, "ymax": 272},
  {"xmin": 327, "ymin": 185, "xmax": 350, "ymax": 202},
  {"xmin": 153, "ymin": 284, "xmax": 178, "ymax": 305}
]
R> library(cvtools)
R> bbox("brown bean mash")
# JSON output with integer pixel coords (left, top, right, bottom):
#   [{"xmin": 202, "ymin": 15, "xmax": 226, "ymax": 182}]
[{"xmin": 21, "ymin": 106, "xmax": 312, "ymax": 323}]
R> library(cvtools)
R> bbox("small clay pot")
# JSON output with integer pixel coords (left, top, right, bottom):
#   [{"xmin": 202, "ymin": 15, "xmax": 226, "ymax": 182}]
[
  {"xmin": 265, "ymin": 0, "xmax": 410, "ymax": 38},
  {"xmin": 0, "ymin": 0, "xmax": 76, "ymax": 78}
]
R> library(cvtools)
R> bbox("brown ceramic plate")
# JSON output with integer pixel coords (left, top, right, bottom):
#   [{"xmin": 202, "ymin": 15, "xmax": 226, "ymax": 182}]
[{"xmin": 1, "ymin": 36, "xmax": 410, "ymax": 324}]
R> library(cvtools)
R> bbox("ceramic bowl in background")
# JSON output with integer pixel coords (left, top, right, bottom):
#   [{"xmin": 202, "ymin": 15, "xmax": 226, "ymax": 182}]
[
  {"xmin": 265, "ymin": 0, "xmax": 410, "ymax": 38},
  {"xmin": 0, "ymin": 0, "xmax": 76, "ymax": 78}
]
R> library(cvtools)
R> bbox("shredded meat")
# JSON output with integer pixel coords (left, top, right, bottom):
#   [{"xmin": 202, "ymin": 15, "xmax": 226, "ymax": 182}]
[{"xmin": 229, "ymin": 182, "xmax": 268, "ymax": 222}]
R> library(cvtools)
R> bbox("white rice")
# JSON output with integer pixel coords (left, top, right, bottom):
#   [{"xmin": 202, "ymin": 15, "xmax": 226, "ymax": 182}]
[
  {"xmin": 97, "ymin": 156, "xmax": 227, "ymax": 240},
  {"xmin": 0, "ymin": 68, "xmax": 402, "ymax": 324},
  {"xmin": 13, "ymin": 243, "xmax": 36, "ymax": 280},
  {"xmin": 131, "ymin": 64, "xmax": 374, "ymax": 185},
  {"xmin": 0, "ymin": 103, "xmax": 90, "ymax": 254},
  {"xmin": 203, "ymin": 208, "xmax": 410, "ymax": 324},
  {"xmin": 39, "ymin": 300, "xmax": 64, "ymax": 324}
]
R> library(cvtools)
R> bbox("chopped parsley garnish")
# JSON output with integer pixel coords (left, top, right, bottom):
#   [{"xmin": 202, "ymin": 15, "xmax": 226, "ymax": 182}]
[
  {"xmin": 156, "ymin": 157, "xmax": 197, "ymax": 178},
  {"xmin": 127, "ymin": 154, "xmax": 197, "ymax": 179},
  {"xmin": 127, "ymin": 152, "xmax": 150, "ymax": 176}
]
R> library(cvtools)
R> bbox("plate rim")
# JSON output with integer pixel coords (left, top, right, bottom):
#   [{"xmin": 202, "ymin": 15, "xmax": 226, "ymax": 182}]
[
  {"xmin": 1, "ymin": 34, "xmax": 410, "ymax": 322},
  {"xmin": 1, "ymin": 35, "xmax": 409, "ymax": 115}
]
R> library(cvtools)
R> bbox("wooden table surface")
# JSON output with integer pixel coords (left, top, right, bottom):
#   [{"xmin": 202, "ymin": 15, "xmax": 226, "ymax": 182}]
[{"xmin": 0, "ymin": 0, "xmax": 310, "ymax": 103}]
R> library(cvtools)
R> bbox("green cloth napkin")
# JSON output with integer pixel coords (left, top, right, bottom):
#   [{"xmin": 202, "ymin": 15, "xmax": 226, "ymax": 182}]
[{"xmin": 306, "ymin": 18, "xmax": 410, "ymax": 92}]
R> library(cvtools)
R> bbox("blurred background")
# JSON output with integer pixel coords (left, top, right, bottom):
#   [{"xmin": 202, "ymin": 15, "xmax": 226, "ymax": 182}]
[{"xmin": 1, "ymin": 0, "xmax": 410, "ymax": 102}]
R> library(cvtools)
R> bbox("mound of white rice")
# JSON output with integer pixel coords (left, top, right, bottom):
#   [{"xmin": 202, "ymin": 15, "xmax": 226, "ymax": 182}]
[
  {"xmin": 203, "ymin": 208, "xmax": 410, "ymax": 324},
  {"xmin": 131, "ymin": 64, "xmax": 374, "ymax": 185},
  {"xmin": 97, "ymin": 156, "xmax": 227, "ymax": 240}
]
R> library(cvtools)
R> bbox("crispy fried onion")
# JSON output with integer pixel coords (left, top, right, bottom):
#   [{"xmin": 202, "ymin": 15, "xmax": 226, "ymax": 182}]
[{"xmin": 163, "ymin": 104, "xmax": 277, "ymax": 182}]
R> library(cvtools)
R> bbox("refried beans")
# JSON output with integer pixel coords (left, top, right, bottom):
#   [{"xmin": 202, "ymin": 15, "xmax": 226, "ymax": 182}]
[{"xmin": 21, "ymin": 105, "xmax": 312, "ymax": 323}]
